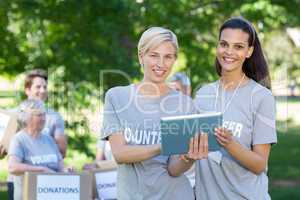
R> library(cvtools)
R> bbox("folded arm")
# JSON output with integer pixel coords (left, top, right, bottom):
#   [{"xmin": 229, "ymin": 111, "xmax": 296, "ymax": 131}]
[
  {"xmin": 8, "ymin": 155, "xmax": 55, "ymax": 175},
  {"xmin": 109, "ymin": 133, "xmax": 161, "ymax": 164}
]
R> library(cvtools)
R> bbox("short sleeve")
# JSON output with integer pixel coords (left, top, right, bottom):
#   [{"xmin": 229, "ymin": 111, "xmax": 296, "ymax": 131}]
[
  {"xmin": 100, "ymin": 89, "xmax": 123, "ymax": 140},
  {"xmin": 252, "ymin": 92, "xmax": 277, "ymax": 145},
  {"xmin": 53, "ymin": 113, "xmax": 65, "ymax": 136},
  {"xmin": 8, "ymin": 135, "xmax": 24, "ymax": 161}
]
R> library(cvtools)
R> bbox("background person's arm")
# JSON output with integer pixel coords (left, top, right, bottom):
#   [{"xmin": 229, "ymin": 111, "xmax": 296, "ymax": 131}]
[
  {"xmin": 82, "ymin": 144, "xmax": 105, "ymax": 170},
  {"xmin": 54, "ymin": 134, "xmax": 67, "ymax": 158},
  {"xmin": 53, "ymin": 111, "xmax": 67, "ymax": 157},
  {"xmin": 95, "ymin": 148, "xmax": 105, "ymax": 160},
  {"xmin": 109, "ymin": 133, "xmax": 160, "ymax": 164},
  {"xmin": 95, "ymin": 140, "xmax": 106, "ymax": 161},
  {"xmin": 0, "ymin": 145, "xmax": 7, "ymax": 158}
]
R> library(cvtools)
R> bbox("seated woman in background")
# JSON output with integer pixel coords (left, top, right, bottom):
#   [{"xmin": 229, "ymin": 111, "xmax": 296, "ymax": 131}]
[{"xmin": 8, "ymin": 99, "xmax": 64, "ymax": 200}]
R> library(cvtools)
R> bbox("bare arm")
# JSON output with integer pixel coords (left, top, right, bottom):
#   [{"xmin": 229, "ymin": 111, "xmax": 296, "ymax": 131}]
[
  {"xmin": 0, "ymin": 145, "xmax": 7, "ymax": 158},
  {"xmin": 96, "ymin": 148, "xmax": 105, "ymax": 161},
  {"xmin": 168, "ymin": 155, "xmax": 194, "ymax": 177},
  {"xmin": 108, "ymin": 133, "xmax": 161, "ymax": 164},
  {"xmin": 82, "ymin": 147, "xmax": 104, "ymax": 170},
  {"xmin": 58, "ymin": 159, "xmax": 64, "ymax": 172},
  {"xmin": 168, "ymin": 134, "xmax": 208, "ymax": 177},
  {"xmin": 8, "ymin": 156, "xmax": 54, "ymax": 175},
  {"xmin": 215, "ymin": 127, "xmax": 271, "ymax": 175},
  {"xmin": 54, "ymin": 134, "xmax": 67, "ymax": 158}
]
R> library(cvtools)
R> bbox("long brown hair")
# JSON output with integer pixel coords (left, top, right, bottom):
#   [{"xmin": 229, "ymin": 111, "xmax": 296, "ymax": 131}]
[{"xmin": 215, "ymin": 17, "xmax": 271, "ymax": 89}]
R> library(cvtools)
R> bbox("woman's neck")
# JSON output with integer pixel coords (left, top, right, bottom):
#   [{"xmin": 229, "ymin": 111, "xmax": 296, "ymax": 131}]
[
  {"xmin": 220, "ymin": 70, "xmax": 248, "ymax": 90},
  {"xmin": 137, "ymin": 80, "xmax": 170, "ymax": 97},
  {"xmin": 25, "ymin": 127, "xmax": 40, "ymax": 138}
]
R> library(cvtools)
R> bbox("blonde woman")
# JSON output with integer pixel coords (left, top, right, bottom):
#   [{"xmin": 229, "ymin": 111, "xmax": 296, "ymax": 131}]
[
  {"xmin": 101, "ymin": 27, "xmax": 207, "ymax": 200},
  {"xmin": 8, "ymin": 99, "xmax": 64, "ymax": 200}
]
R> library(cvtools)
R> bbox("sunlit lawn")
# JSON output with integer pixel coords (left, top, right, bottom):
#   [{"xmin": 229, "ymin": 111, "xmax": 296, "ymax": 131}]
[
  {"xmin": 270, "ymin": 186, "xmax": 300, "ymax": 200},
  {"xmin": 269, "ymin": 124, "xmax": 300, "ymax": 180}
]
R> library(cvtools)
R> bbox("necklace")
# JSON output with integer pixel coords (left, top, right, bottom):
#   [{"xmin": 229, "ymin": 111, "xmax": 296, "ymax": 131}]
[{"xmin": 214, "ymin": 74, "xmax": 246, "ymax": 114}]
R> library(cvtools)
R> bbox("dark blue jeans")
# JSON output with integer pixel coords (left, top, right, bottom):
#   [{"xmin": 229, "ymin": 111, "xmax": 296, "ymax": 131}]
[{"xmin": 7, "ymin": 182, "xmax": 14, "ymax": 200}]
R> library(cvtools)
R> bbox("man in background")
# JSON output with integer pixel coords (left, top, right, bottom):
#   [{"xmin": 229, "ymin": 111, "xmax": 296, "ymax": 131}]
[
  {"xmin": 22, "ymin": 69, "xmax": 67, "ymax": 157},
  {"xmin": 169, "ymin": 72, "xmax": 192, "ymax": 96}
]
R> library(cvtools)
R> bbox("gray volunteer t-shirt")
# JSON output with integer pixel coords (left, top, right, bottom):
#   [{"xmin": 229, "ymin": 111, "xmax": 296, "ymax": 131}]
[
  {"xmin": 101, "ymin": 84, "xmax": 195, "ymax": 200},
  {"xmin": 6, "ymin": 107, "xmax": 64, "ymax": 184},
  {"xmin": 194, "ymin": 79, "xmax": 277, "ymax": 200},
  {"xmin": 8, "ymin": 130, "xmax": 63, "ymax": 200},
  {"xmin": 43, "ymin": 108, "xmax": 65, "ymax": 138}
]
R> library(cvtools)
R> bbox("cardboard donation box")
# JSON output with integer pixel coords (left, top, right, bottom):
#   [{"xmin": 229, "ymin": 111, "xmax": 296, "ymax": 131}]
[
  {"xmin": 92, "ymin": 160, "xmax": 117, "ymax": 200},
  {"xmin": 0, "ymin": 110, "xmax": 18, "ymax": 155},
  {"xmin": 23, "ymin": 172, "xmax": 92, "ymax": 200}
]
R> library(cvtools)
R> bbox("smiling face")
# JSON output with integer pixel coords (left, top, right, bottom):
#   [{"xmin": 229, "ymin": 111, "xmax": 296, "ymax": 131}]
[
  {"xmin": 28, "ymin": 112, "xmax": 46, "ymax": 132},
  {"xmin": 25, "ymin": 77, "xmax": 48, "ymax": 101},
  {"xmin": 140, "ymin": 41, "xmax": 177, "ymax": 84},
  {"xmin": 217, "ymin": 28, "xmax": 253, "ymax": 74}
]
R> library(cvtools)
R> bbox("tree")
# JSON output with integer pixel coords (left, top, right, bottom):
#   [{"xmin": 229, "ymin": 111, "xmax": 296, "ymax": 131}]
[{"xmin": 1, "ymin": 0, "xmax": 300, "ymax": 160}]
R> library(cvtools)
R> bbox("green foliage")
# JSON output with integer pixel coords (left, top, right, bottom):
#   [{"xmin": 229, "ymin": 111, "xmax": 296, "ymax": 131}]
[
  {"xmin": 263, "ymin": 30, "xmax": 300, "ymax": 82},
  {"xmin": 1, "ymin": 0, "xmax": 300, "ymax": 162},
  {"xmin": 1, "ymin": 0, "xmax": 300, "ymax": 87},
  {"xmin": 47, "ymin": 67, "xmax": 100, "ymax": 161}
]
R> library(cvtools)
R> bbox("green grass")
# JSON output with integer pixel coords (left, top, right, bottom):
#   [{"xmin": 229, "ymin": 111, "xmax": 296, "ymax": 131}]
[
  {"xmin": 0, "ymin": 191, "xmax": 8, "ymax": 199},
  {"xmin": 276, "ymin": 96, "xmax": 300, "ymax": 103},
  {"xmin": 269, "ymin": 124, "xmax": 300, "ymax": 180},
  {"xmin": 270, "ymin": 186, "xmax": 300, "ymax": 200},
  {"xmin": 268, "ymin": 122, "xmax": 300, "ymax": 199}
]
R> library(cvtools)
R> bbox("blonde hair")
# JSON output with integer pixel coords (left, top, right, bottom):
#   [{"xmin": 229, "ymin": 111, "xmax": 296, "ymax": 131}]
[{"xmin": 137, "ymin": 27, "xmax": 179, "ymax": 59}]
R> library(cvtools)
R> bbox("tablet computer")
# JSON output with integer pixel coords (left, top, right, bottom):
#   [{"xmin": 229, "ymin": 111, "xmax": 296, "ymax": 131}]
[{"xmin": 160, "ymin": 112, "xmax": 222, "ymax": 155}]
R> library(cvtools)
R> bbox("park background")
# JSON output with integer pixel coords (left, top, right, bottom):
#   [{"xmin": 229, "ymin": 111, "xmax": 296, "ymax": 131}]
[{"xmin": 0, "ymin": 0, "xmax": 300, "ymax": 199}]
